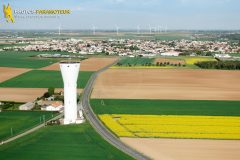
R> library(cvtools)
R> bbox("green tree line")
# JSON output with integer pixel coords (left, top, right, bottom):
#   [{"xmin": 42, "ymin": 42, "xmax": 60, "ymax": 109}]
[{"xmin": 195, "ymin": 61, "xmax": 240, "ymax": 70}]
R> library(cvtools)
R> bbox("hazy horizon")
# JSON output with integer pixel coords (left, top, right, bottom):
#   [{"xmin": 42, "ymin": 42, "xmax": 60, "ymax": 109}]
[{"xmin": 0, "ymin": 0, "xmax": 240, "ymax": 30}]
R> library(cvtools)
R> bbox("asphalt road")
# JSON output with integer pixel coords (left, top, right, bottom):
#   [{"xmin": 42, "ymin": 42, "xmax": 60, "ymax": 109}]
[{"xmin": 80, "ymin": 60, "xmax": 150, "ymax": 160}]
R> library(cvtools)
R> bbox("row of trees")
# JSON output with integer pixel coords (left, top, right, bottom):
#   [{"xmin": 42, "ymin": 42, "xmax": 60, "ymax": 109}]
[
  {"xmin": 116, "ymin": 62, "xmax": 186, "ymax": 67},
  {"xmin": 195, "ymin": 61, "xmax": 240, "ymax": 70},
  {"xmin": 0, "ymin": 101, "xmax": 21, "ymax": 110},
  {"xmin": 156, "ymin": 62, "xmax": 185, "ymax": 67}
]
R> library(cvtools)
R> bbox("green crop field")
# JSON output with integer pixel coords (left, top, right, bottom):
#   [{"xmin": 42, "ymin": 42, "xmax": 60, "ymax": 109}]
[
  {"xmin": 91, "ymin": 99, "xmax": 240, "ymax": 116},
  {"xmin": 116, "ymin": 57, "xmax": 154, "ymax": 66},
  {"xmin": 0, "ymin": 70, "xmax": 93, "ymax": 89},
  {"xmin": 230, "ymin": 53, "xmax": 240, "ymax": 57},
  {"xmin": 0, "ymin": 111, "xmax": 58, "ymax": 141},
  {"xmin": 0, "ymin": 123, "xmax": 133, "ymax": 160},
  {"xmin": 0, "ymin": 51, "xmax": 59, "ymax": 69}
]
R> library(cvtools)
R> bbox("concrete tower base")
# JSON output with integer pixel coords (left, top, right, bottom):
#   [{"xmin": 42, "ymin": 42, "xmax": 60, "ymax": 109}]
[{"xmin": 63, "ymin": 110, "xmax": 85, "ymax": 125}]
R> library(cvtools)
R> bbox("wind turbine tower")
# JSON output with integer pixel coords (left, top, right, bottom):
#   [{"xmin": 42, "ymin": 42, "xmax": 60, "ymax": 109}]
[
  {"xmin": 115, "ymin": 25, "xmax": 119, "ymax": 35},
  {"xmin": 137, "ymin": 25, "xmax": 140, "ymax": 34},
  {"xmin": 165, "ymin": 25, "xmax": 168, "ymax": 33},
  {"xmin": 58, "ymin": 24, "xmax": 61, "ymax": 36},
  {"xmin": 92, "ymin": 25, "xmax": 96, "ymax": 35},
  {"xmin": 149, "ymin": 24, "xmax": 152, "ymax": 34}
]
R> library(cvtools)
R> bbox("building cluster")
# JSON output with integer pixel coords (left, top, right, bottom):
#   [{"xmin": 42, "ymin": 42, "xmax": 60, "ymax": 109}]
[{"xmin": 1, "ymin": 38, "xmax": 240, "ymax": 57}]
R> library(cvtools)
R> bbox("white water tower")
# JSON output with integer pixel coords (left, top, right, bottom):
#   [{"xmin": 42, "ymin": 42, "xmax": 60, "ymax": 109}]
[{"xmin": 60, "ymin": 61, "xmax": 84, "ymax": 125}]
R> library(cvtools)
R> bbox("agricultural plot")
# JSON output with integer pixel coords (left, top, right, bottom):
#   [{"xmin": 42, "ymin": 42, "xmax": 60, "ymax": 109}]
[
  {"xmin": 0, "ymin": 51, "xmax": 58, "ymax": 69},
  {"xmin": 154, "ymin": 58, "xmax": 185, "ymax": 65},
  {"xmin": 0, "ymin": 88, "xmax": 82, "ymax": 102},
  {"xmin": 230, "ymin": 53, "xmax": 240, "ymax": 57},
  {"xmin": 0, "ymin": 123, "xmax": 133, "ymax": 160},
  {"xmin": 95, "ymin": 99, "xmax": 240, "ymax": 140},
  {"xmin": 41, "ymin": 57, "xmax": 118, "ymax": 71},
  {"xmin": 183, "ymin": 57, "xmax": 216, "ymax": 65},
  {"xmin": 0, "ymin": 70, "xmax": 93, "ymax": 89},
  {"xmin": 0, "ymin": 67, "xmax": 31, "ymax": 83},
  {"xmin": 116, "ymin": 57, "xmax": 154, "ymax": 67},
  {"xmin": 91, "ymin": 69, "xmax": 240, "ymax": 100},
  {"xmin": 91, "ymin": 99, "xmax": 240, "ymax": 116},
  {"xmin": 0, "ymin": 111, "xmax": 58, "ymax": 141},
  {"xmin": 121, "ymin": 138, "xmax": 240, "ymax": 160},
  {"xmin": 100, "ymin": 114, "xmax": 240, "ymax": 140},
  {"xmin": 113, "ymin": 56, "xmax": 216, "ymax": 69}
]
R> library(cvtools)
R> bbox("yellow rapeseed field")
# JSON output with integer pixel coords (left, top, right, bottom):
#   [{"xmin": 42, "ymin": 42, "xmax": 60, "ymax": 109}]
[
  {"xmin": 184, "ymin": 57, "xmax": 216, "ymax": 65},
  {"xmin": 110, "ymin": 66, "xmax": 176, "ymax": 69},
  {"xmin": 99, "ymin": 114, "xmax": 240, "ymax": 140}
]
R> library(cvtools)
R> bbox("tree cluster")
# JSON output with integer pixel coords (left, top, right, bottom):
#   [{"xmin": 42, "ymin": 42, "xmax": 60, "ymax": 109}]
[{"xmin": 195, "ymin": 61, "xmax": 240, "ymax": 70}]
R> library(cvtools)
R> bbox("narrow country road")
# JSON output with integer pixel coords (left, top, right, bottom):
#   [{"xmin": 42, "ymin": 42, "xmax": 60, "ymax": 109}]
[{"xmin": 80, "ymin": 60, "xmax": 150, "ymax": 160}]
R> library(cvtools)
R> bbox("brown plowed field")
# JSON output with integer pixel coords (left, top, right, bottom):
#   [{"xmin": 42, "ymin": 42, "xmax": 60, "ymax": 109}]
[
  {"xmin": 121, "ymin": 138, "xmax": 240, "ymax": 160},
  {"xmin": 91, "ymin": 69, "xmax": 240, "ymax": 100},
  {"xmin": 40, "ymin": 57, "xmax": 118, "ymax": 71},
  {"xmin": 0, "ymin": 67, "xmax": 31, "ymax": 83},
  {"xmin": 0, "ymin": 88, "xmax": 82, "ymax": 102}
]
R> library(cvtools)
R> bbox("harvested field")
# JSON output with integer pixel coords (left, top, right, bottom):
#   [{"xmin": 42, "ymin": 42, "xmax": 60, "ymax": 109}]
[
  {"xmin": 0, "ymin": 88, "xmax": 82, "ymax": 102},
  {"xmin": 0, "ymin": 67, "xmax": 31, "ymax": 83},
  {"xmin": 121, "ymin": 138, "xmax": 240, "ymax": 160},
  {"xmin": 41, "ymin": 57, "xmax": 118, "ymax": 71},
  {"xmin": 154, "ymin": 58, "xmax": 185, "ymax": 65},
  {"xmin": 91, "ymin": 69, "xmax": 240, "ymax": 100}
]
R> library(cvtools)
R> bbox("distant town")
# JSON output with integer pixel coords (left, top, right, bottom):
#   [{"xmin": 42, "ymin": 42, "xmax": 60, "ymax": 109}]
[{"xmin": 1, "ymin": 32, "xmax": 240, "ymax": 61}]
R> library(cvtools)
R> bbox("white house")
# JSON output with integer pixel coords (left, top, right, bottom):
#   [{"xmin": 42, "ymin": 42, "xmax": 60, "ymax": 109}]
[{"xmin": 44, "ymin": 101, "xmax": 64, "ymax": 112}]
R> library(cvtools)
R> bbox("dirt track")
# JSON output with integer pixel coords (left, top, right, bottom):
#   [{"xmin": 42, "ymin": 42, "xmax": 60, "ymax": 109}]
[
  {"xmin": 0, "ymin": 67, "xmax": 31, "ymax": 83},
  {"xmin": 91, "ymin": 69, "xmax": 240, "ymax": 100},
  {"xmin": 0, "ymin": 88, "xmax": 82, "ymax": 102},
  {"xmin": 121, "ymin": 138, "xmax": 240, "ymax": 160},
  {"xmin": 40, "ymin": 57, "xmax": 118, "ymax": 71}
]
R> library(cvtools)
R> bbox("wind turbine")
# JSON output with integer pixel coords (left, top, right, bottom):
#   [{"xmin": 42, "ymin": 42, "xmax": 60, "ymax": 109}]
[
  {"xmin": 92, "ymin": 25, "xmax": 96, "ymax": 35},
  {"xmin": 137, "ymin": 25, "xmax": 140, "ymax": 34},
  {"xmin": 115, "ymin": 25, "xmax": 119, "ymax": 35},
  {"xmin": 160, "ymin": 25, "xmax": 163, "ymax": 33},
  {"xmin": 154, "ymin": 26, "xmax": 157, "ymax": 33},
  {"xmin": 149, "ymin": 24, "xmax": 152, "ymax": 34},
  {"xmin": 58, "ymin": 24, "xmax": 61, "ymax": 36},
  {"xmin": 165, "ymin": 25, "xmax": 168, "ymax": 33},
  {"xmin": 158, "ymin": 25, "xmax": 162, "ymax": 34}
]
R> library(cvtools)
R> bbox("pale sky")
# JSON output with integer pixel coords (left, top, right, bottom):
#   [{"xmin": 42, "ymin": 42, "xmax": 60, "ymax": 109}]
[{"xmin": 0, "ymin": 0, "xmax": 240, "ymax": 30}]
